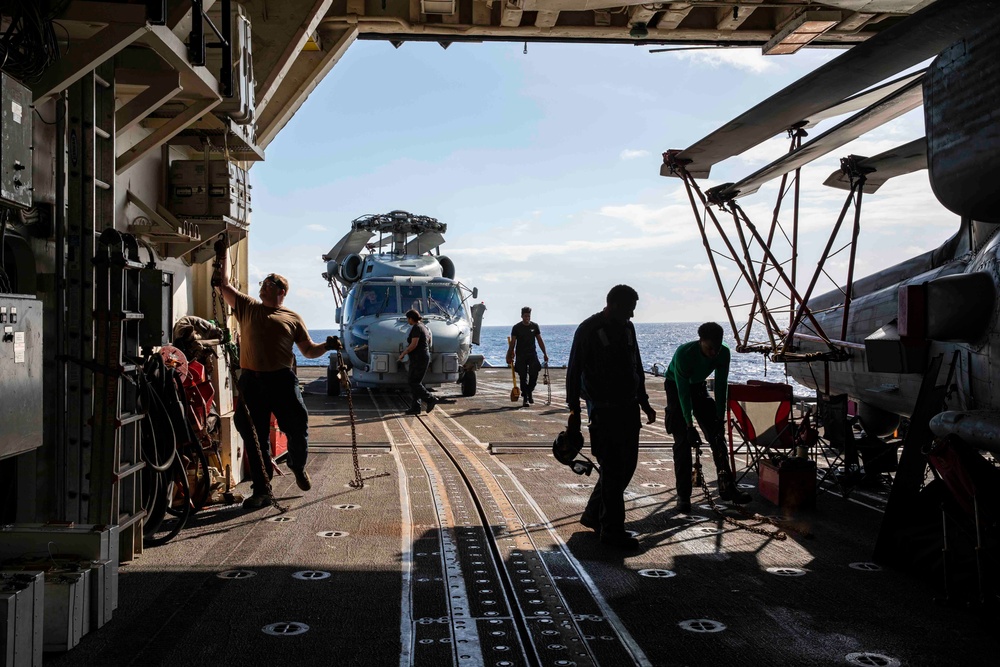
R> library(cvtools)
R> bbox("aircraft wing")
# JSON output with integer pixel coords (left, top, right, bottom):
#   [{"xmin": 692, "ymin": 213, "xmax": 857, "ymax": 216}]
[
  {"xmin": 714, "ymin": 76, "xmax": 924, "ymax": 201},
  {"xmin": 823, "ymin": 137, "xmax": 928, "ymax": 194},
  {"xmin": 404, "ymin": 232, "xmax": 445, "ymax": 255},
  {"xmin": 322, "ymin": 229, "xmax": 374, "ymax": 263},
  {"xmin": 664, "ymin": 0, "xmax": 997, "ymax": 179}
]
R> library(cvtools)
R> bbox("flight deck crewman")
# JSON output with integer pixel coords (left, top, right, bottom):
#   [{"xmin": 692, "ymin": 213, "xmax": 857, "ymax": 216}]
[
  {"xmin": 566, "ymin": 285, "xmax": 656, "ymax": 550},
  {"xmin": 506, "ymin": 306, "xmax": 548, "ymax": 407},
  {"xmin": 399, "ymin": 309, "xmax": 440, "ymax": 415},
  {"xmin": 664, "ymin": 322, "xmax": 752, "ymax": 513},
  {"xmin": 213, "ymin": 238, "xmax": 342, "ymax": 510}
]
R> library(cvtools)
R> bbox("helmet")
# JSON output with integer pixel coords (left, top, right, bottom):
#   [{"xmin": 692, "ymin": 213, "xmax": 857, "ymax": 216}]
[
  {"xmin": 552, "ymin": 430, "xmax": 596, "ymax": 476},
  {"xmin": 553, "ymin": 429, "xmax": 584, "ymax": 465}
]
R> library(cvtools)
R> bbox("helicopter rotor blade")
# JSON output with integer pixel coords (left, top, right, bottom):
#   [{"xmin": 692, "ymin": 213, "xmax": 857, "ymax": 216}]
[{"xmin": 823, "ymin": 137, "xmax": 928, "ymax": 194}]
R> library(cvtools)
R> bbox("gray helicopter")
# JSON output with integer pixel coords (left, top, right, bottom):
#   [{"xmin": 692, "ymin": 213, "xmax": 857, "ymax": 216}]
[{"xmin": 322, "ymin": 211, "xmax": 485, "ymax": 396}]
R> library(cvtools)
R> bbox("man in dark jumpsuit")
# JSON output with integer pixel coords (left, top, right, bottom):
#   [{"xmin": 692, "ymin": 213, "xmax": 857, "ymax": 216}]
[
  {"xmin": 566, "ymin": 285, "xmax": 656, "ymax": 550},
  {"xmin": 399, "ymin": 309, "xmax": 439, "ymax": 415},
  {"xmin": 664, "ymin": 321, "xmax": 752, "ymax": 513},
  {"xmin": 213, "ymin": 240, "xmax": 342, "ymax": 509},
  {"xmin": 505, "ymin": 306, "xmax": 548, "ymax": 407}
]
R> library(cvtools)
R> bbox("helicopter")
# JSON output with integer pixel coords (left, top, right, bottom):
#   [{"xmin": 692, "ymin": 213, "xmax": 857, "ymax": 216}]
[
  {"xmin": 321, "ymin": 210, "xmax": 485, "ymax": 397},
  {"xmin": 660, "ymin": 0, "xmax": 1000, "ymax": 581}
]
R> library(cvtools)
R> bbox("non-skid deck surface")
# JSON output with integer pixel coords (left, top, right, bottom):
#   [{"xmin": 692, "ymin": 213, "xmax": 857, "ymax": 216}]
[{"xmin": 50, "ymin": 368, "xmax": 998, "ymax": 667}]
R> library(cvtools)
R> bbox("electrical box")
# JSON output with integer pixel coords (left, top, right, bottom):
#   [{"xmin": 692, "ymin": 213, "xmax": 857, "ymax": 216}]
[
  {"xmin": 207, "ymin": 3, "xmax": 255, "ymax": 126},
  {"xmin": 0, "ymin": 73, "xmax": 32, "ymax": 209},
  {"xmin": 0, "ymin": 295, "xmax": 42, "ymax": 461}
]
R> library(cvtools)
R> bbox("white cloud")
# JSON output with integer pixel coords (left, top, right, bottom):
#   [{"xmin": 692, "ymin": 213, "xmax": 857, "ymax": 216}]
[
  {"xmin": 675, "ymin": 48, "xmax": 776, "ymax": 75},
  {"xmin": 306, "ymin": 224, "xmax": 327, "ymax": 232},
  {"xmin": 620, "ymin": 149, "xmax": 650, "ymax": 160}
]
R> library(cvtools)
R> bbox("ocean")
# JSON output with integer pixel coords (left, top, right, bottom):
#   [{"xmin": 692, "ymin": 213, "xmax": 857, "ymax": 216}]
[{"xmin": 296, "ymin": 322, "xmax": 815, "ymax": 396}]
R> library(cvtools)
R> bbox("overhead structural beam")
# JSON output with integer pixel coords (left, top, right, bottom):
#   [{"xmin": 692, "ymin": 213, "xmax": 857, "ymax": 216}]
[
  {"xmin": 32, "ymin": 22, "xmax": 147, "ymax": 100},
  {"xmin": 535, "ymin": 10, "xmax": 559, "ymax": 28},
  {"xmin": 255, "ymin": 0, "xmax": 335, "ymax": 117},
  {"xmin": 501, "ymin": 1, "xmax": 524, "ymax": 28},
  {"xmin": 115, "ymin": 70, "xmax": 183, "ymax": 137},
  {"xmin": 257, "ymin": 26, "xmax": 358, "ymax": 149},
  {"xmin": 628, "ymin": 6, "xmax": 656, "ymax": 27},
  {"xmin": 717, "ymin": 0, "xmax": 762, "ymax": 31},
  {"xmin": 138, "ymin": 24, "xmax": 222, "ymax": 99},
  {"xmin": 657, "ymin": 3, "xmax": 693, "ymax": 30},
  {"xmin": 116, "ymin": 98, "xmax": 220, "ymax": 174}
]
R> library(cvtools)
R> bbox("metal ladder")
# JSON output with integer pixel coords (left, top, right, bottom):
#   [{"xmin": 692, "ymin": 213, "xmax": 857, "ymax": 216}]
[{"xmin": 63, "ymin": 60, "xmax": 146, "ymax": 560}]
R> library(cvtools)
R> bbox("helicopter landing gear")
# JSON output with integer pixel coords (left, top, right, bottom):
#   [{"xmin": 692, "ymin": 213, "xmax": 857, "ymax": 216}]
[
  {"xmin": 461, "ymin": 370, "xmax": 477, "ymax": 397},
  {"xmin": 327, "ymin": 363, "xmax": 342, "ymax": 397}
]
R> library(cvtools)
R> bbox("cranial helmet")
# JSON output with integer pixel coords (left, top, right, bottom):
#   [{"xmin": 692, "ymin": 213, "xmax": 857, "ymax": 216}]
[{"xmin": 552, "ymin": 430, "xmax": 596, "ymax": 476}]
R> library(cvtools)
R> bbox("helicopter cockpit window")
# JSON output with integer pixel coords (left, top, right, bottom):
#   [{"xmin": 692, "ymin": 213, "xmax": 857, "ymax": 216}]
[
  {"xmin": 426, "ymin": 286, "xmax": 464, "ymax": 319},
  {"xmin": 400, "ymin": 285, "xmax": 424, "ymax": 315},
  {"xmin": 356, "ymin": 285, "xmax": 397, "ymax": 318}
]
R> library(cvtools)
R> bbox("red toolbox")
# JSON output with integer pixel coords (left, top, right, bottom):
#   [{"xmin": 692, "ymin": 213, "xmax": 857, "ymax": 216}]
[{"xmin": 759, "ymin": 459, "xmax": 816, "ymax": 510}]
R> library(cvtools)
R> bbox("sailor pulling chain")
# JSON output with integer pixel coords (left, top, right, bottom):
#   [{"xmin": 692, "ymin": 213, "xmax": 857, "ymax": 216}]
[{"xmin": 212, "ymin": 234, "xmax": 289, "ymax": 513}]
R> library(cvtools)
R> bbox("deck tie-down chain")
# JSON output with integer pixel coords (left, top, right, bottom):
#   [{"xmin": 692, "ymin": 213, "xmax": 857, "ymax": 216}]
[
  {"xmin": 336, "ymin": 351, "xmax": 389, "ymax": 489},
  {"xmin": 692, "ymin": 446, "xmax": 796, "ymax": 541}
]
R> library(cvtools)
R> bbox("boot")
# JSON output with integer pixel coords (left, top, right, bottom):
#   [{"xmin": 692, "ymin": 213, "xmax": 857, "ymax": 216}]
[{"xmin": 717, "ymin": 470, "xmax": 752, "ymax": 504}]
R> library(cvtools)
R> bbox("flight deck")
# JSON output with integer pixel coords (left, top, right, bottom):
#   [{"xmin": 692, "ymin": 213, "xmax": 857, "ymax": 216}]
[{"xmin": 47, "ymin": 368, "xmax": 998, "ymax": 667}]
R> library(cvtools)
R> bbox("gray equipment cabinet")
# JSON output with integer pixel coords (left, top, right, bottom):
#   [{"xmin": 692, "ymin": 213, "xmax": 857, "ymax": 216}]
[{"xmin": 0, "ymin": 294, "xmax": 42, "ymax": 461}]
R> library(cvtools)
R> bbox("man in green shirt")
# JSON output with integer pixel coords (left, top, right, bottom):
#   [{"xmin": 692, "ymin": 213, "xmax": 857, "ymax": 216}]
[{"xmin": 664, "ymin": 322, "xmax": 752, "ymax": 513}]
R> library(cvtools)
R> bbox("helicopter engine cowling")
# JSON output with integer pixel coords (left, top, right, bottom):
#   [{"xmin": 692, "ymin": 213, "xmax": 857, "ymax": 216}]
[
  {"xmin": 438, "ymin": 256, "xmax": 456, "ymax": 280},
  {"xmin": 341, "ymin": 254, "xmax": 363, "ymax": 283}
]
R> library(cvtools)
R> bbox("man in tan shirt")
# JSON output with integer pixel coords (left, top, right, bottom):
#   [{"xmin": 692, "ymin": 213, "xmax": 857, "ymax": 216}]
[{"xmin": 214, "ymin": 240, "xmax": 341, "ymax": 509}]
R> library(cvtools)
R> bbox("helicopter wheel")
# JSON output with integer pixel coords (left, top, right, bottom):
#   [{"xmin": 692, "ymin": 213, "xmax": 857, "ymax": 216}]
[
  {"xmin": 327, "ymin": 364, "xmax": 342, "ymax": 397},
  {"xmin": 461, "ymin": 370, "xmax": 477, "ymax": 397}
]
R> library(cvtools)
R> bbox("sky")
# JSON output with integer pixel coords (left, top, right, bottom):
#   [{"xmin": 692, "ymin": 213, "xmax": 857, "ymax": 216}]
[{"xmin": 248, "ymin": 40, "xmax": 955, "ymax": 330}]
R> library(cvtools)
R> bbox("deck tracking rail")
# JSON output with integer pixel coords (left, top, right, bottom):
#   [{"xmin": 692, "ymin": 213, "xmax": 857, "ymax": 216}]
[{"xmin": 370, "ymin": 391, "xmax": 651, "ymax": 667}]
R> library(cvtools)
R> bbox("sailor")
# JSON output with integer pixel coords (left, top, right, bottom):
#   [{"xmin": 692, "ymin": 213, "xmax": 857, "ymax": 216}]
[
  {"xmin": 505, "ymin": 306, "xmax": 549, "ymax": 407},
  {"xmin": 213, "ymin": 241, "xmax": 342, "ymax": 509},
  {"xmin": 664, "ymin": 322, "xmax": 752, "ymax": 513},
  {"xmin": 399, "ymin": 309, "xmax": 439, "ymax": 415},
  {"xmin": 566, "ymin": 285, "xmax": 657, "ymax": 550}
]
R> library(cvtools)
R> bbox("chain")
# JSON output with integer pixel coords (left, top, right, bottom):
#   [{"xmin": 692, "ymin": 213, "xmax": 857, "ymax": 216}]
[
  {"xmin": 543, "ymin": 362, "xmax": 551, "ymax": 406},
  {"xmin": 692, "ymin": 444, "xmax": 792, "ymax": 541},
  {"xmin": 337, "ymin": 351, "xmax": 388, "ymax": 489}
]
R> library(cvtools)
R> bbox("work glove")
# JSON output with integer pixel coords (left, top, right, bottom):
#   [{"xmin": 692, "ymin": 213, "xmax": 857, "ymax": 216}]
[
  {"xmin": 686, "ymin": 425, "xmax": 702, "ymax": 447},
  {"xmin": 213, "ymin": 234, "xmax": 228, "ymax": 259},
  {"xmin": 324, "ymin": 335, "xmax": 343, "ymax": 351},
  {"xmin": 641, "ymin": 400, "xmax": 656, "ymax": 425}
]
